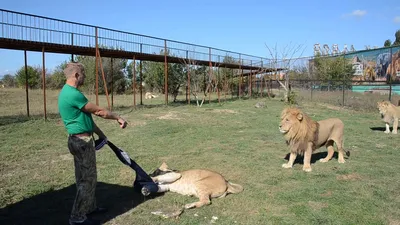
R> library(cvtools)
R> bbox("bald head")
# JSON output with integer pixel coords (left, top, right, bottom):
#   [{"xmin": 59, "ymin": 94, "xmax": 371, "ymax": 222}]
[{"xmin": 63, "ymin": 62, "xmax": 85, "ymax": 79}]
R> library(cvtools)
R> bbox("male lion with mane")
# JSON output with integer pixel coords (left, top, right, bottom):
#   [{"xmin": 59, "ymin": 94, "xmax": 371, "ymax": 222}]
[
  {"xmin": 377, "ymin": 100, "xmax": 400, "ymax": 134},
  {"xmin": 279, "ymin": 107, "xmax": 350, "ymax": 172}
]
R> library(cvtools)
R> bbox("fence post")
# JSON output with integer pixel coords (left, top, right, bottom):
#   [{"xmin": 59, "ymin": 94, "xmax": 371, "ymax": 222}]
[
  {"xmin": 71, "ymin": 33, "xmax": 74, "ymax": 61},
  {"xmin": 164, "ymin": 40, "xmax": 168, "ymax": 105},
  {"xmin": 42, "ymin": 47, "xmax": 47, "ymax": 120},
  {"xmin": 310, "ymin": 80, "xmax": 313, "ymax": 101},
  {"xmin": 24, "ymin": 50, "xmax": 30, "ymax": 117},
  {"xmin": 342, "ymin": 78, "xmax": 345, "ymax": 107},
  {"xmin": 389, "ymin": 47, "xmax": 393, "ymax": 102}
]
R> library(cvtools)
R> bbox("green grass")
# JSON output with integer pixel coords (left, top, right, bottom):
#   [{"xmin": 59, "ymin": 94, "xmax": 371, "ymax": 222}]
[{"xmin": 0, "ymin": 88, "xmax": 400, "ymax": 225}]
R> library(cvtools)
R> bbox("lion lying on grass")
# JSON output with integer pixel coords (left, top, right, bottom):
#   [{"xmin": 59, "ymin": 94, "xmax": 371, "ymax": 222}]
[
  {"xmin": 145, "ymin": 92, "xmax": 158, "ymax": 99},
  {"xmin": 144, "ymin": 162, "xmax": 243, "ymax": 209},
  {"xmin": 279, "ymin": 107, "xmax": 350, "ymax": 172},
  {"xmin": 377, "ymin": 100, "xmax": 400, "ymax": 134}
]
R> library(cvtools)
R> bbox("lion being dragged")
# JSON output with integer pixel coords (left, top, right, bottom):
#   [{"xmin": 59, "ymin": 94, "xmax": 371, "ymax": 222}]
[
  {"xmin": 377, "ymin": 100, "xmax": 400, "ymax": 134},
  {"xmin": 142, "ymin": 162, "xmax": 243, "ymax": 209},
  {"xmin": 279, "ymin": 107, "xmax": 350, "ymax": 172}
]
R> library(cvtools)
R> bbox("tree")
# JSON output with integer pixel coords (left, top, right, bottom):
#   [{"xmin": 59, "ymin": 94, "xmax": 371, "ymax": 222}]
[
  {"xmin": 219, "ymin": 55, "xmax": 239, "ymax": 98},
  {"xmin": 101, "ymin": 58, "xmax": 128, "ymax": 94},
  {"xmin": 265, "ymin": 42, "xmax": 306, "ymax": 103},
  {"xmin": 47, "ymin": 61, "xmax": 67, "ymax": 89},
  {"xmin": 15, "ymin": 65, "xmax": 41, "ymax": 89},
  {"xmin": 1, "ymin": 74, "xmax": 16, "ymax": 87},
  {"xmin": 393, "ymin": 29, "xmax": 400, "ymax": 46},
  {"xmin": 312, "ymin": 55, "xmax": 355, "ymax": 90},
  {"xmin": 73, "ymin": 54, "xmax": 128, "ymax": 94},
  {"xmin": 384, "ymin": 39, "xmax": 392, "ymax": 47},
  {"xmin": 139, "ymin": 50, "xmax": 187, "ymax": 102}
]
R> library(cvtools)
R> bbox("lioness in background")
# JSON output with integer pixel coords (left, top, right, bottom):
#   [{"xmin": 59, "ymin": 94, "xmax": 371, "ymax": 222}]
[
  {"xmin": 377, "ymin": 100, "xmax": 400, "ymax": 134},
  {"xmin": 145, "ymin": 92, "xmax": 158, "ymax": 99},
  {"xmin": 144, "ymin": 162, "xmax": 243, "ymax": 209},
  {"xmin": 279, "ymin": 107, "xmax": 350, "ymax": 172}
]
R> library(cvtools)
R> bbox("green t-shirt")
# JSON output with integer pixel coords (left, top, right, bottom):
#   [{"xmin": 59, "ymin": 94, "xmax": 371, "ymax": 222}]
[{"xmin": 58, "ymin": 84, "xmax": 94, "ymax": 135}]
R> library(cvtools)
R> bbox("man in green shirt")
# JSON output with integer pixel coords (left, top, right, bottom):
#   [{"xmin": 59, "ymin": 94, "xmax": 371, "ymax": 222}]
[{"xmin": 58, "ymin": 62, "xmax": 127, "ymax": 225}]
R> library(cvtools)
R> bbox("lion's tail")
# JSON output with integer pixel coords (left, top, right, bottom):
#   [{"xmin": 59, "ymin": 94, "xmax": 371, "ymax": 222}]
[
  {"xmin": 226, "ymin": 181, "xmax": 244, "ymax": 194},
  {"xmin": 344, "ymin": 149, "xmax": 350, "ymax": 157}
]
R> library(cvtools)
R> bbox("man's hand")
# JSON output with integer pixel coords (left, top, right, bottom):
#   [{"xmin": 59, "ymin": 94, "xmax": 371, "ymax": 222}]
[{"xmin": 118, "ymin": 117, "xmax": 127, "ymax": 129}]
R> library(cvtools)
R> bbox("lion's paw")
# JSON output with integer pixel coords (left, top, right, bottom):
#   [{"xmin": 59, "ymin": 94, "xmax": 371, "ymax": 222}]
[
  {"xmin": 392, "ymin": 131, "xmax": 398, "ymax": 134},
  {"xmin": 302, "ymin": 166, "xmax": 312, "ymax": 172},
  {"xmin": 338, "ymin": 159, "xmax": 345, "ymax": 163},
  {"xmin": 282, "ymin": 163, "xmax": 292, "ymax": 169},
  {"xmin": 319, "ymin": 158, "xmax": 329, "ymax": 163},
  {"xmin": 184, "ymin": 203, "xmax": 196, "ymax": 209},
  {"xmin": 384, "ymin": 130, "xmax": 390, "ymax": 134}
]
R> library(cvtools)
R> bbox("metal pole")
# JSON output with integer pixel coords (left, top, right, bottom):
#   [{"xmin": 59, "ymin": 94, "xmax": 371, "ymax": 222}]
[
  {"xmin": 250, "ymin": 60, "xmax": 252, "ymax": 98},
  {"xmin": 140, "ymin": 60, "xmax": 143, "ymax": 105},
  {"xmin": 187, "ymin": 64, "xmax": 190, "ymax": 105},
  {"xmin": 240, "ymin": 59, "xmax": 243, "ymax": 99},
  {"xmin": 238, "ymin": 54, "xmax": 241, "ymax": 98},
  {"xmin": 71, "ymin": 33, "xmax": 74, "ymax": 61},
  {"xmin": 111, "ymin": 58, "xmax": 114, "ymax": 110},
  {"xmin": 97, "ymin": 49, "xmax": 111, "ymax": 110},
  {"xmin": 164, "ymin": 40, "xmax": 168, "ymax": 105},
  {"xmin": 311, "ymin": 80, "xmax": 313, "ymax": 101},
  {"xmin": 186, "ymin": 50, "xmax": 190, "ymax": 104},
  {"xmin": 42, "ymin": 47, "xmax": 47, "ymax": 120},
  {"xmin": 140, "ymin": 44, "xmax": 143, "ymax": 105},
  {"xmin": 133, "ymin": 56, "xmax": 136, "ymax": 107},
  {"xmin": 24, "ymin": 50, "xmax": 29, "ymax": 117},
  {"xmin": 389, "ymin": 47, "xmax": 393, "ymax": 102},
  {"xmin": 95, "ymin": 27, "xmax": 99, "ymax": 106},
  {"xmin": 209, "ymin": 47, "xmax": 212, "ymax": 104}
]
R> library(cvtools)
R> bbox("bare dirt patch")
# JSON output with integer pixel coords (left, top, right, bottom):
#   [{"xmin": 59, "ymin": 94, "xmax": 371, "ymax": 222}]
[
  {"xmin": 308, "ymin": 201, "xmax": 329, "ymax": 210},
  {"xmin": 158, "ymin": 112, "xmax": 181, "ymax": 120},
  {"xmin": 336, "ymin": 173, "xmax": 362, "ymax": 181},
  {"xmin": 207, "ymin": 109, "xmax": 237, "ymax": 114},
  {"xmin": 320, "ymin": 190, "xmax": 333, "ymax": 197}
]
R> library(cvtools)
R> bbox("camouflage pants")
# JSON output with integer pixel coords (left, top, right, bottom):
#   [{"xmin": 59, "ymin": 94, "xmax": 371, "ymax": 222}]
[{"xmin": 68, "ymin": 135, "xmax": 97, "ymax": 222}]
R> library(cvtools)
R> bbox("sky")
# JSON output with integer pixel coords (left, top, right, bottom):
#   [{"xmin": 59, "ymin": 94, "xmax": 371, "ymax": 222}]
[{"xmin": 0, "ymin": 0, "xmax": 399, "ymax": 77}]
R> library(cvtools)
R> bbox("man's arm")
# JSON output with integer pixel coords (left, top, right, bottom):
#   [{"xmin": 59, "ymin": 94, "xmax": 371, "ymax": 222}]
[{"xmin": 82, "ymin": 102, "xmax": 127, "ymax": 128}]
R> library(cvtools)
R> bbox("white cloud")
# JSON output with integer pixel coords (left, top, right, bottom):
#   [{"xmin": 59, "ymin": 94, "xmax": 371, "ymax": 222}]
[
  {"xmin": 394, "ymin": 16, "xmax": 400, "ymax": 23},
  {"xmin": 342, "ymin": 10, "xmax": 367, "ymax": 18},
  {"xmin": 350, "ymin": 10, "xmax": 367, "ymax": 17}
]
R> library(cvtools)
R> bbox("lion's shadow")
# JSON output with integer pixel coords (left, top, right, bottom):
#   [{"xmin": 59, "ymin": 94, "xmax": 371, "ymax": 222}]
[
  {"xmin": 284, "ymin": 151, "xmax": 341, "ymax": 165},
  {"xmin": 369, "ymin": 126, "xmax": 399, "ymax": 132}
]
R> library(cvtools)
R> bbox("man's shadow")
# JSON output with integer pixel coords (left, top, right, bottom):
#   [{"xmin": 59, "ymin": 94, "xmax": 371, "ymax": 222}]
[{"xmin": 0, "ymin": 182, "xmax": 162, "ymax": 225}]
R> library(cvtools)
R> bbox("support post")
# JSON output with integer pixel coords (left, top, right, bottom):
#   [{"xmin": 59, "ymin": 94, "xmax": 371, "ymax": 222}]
[
  {"xmin": 187, "ymin": 64, "xmax": 190, "ymax": 105},
  {"xmin": 140, "ymin": 60, "xmax": 143, "ymax": 105},
  {"xmin": 111, "ymin": 58, "xmax": 114, "ymax": 110},
  {"xmin": 132, "ymin": 56, "xmax": 136, "ymax": 108},
  {"xmin": 71, "ymin": 33, "xmax": 74, "ymax": 61},
  {"xmin": 186, "ymin": 50, "xmax": 190, "ymax": 105},
  {"xmin": 24, "ymin": 50, "xmax": 30, "ymax": 117},
  {"xmin": 389, "ymin": 47, "xmax": 393, "ymax": 102},
  {"xmin": 164, "ymin": 40, "xmax": 168, "ymax": 105},
  {"xmin": 140, "ymin": 44, "xmax": 143, "ymax": 105},
  {"xmin": 209, "ymin": 47, "xmax": 212, "ymax": 104},
  {"xmin": 249, "ymin": 60, "xmax": 252, "ymax": 98},
  {"xmin": 96, "ymin": 49, "xmax": 111, "ymax": 110},
  {"xmin": 95, "ymin": 27, "xmax": 99, "ymax": 106},
  {"xmin": 42, "ymin": 47, "xmax": 47, "ymax": 120}
]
